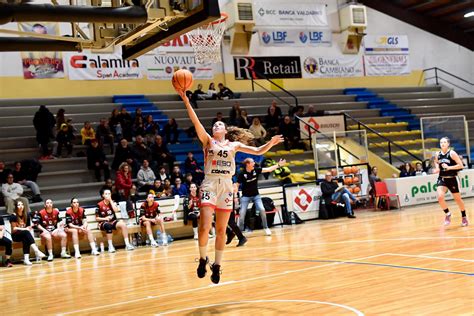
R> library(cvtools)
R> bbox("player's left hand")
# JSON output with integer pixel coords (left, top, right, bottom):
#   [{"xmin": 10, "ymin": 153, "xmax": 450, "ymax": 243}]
[
  {"xmin": 270, "ymin": 135, "xmax": 284, "ymax": 146},
  {"xmin": 441, "ymin": 163, "xmax": 448, "ymax": 169}
]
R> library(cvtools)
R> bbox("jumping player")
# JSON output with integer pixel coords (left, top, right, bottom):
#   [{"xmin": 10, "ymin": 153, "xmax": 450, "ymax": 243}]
[
  {"xmin": 178, "ymin": 90, "xmax": 283, "ymax": 284},
  {"xmin": 139, "ymin": 193, "xmax": 168, "ymax": 247},
  {"xmin": 66, "ymin": 197, "xmax": 100, "ymax": 258},
  {"xmin": 434, "ymin": 137, "xmax": 469, "ymax": 227}
]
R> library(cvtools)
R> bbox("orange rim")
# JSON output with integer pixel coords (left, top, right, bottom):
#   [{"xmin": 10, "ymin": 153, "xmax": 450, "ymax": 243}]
[{"xmin": 209, "ymin": 12, "xmax": 228, "ymax": 25}]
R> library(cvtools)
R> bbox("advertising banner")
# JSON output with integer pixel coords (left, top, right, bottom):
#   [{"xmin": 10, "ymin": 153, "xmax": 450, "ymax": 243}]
[
  {"xmin": 142, "ymin": 53, "xmax": 213, "ymax": 80},
  {"xmin": 253, "ymin": 0, "xmax": 328, "ymax": 26},
  {"xmin": 154, "ymin": 34, "xmax": 194, "ymax": 53},
  {"xmin": 64, "ymin": 51, "xmax": 142, "ymax": 80},
  {"xmin": 234, "ymin": 56, "xmax": 301, "ymax": 80},
  {"xmin": 302, "ymin": 55, "xmax": 363, "ymax": 78},
  {"xmin": 299, "ymin": 115, "xmax": 346, "ymax": 139},
  {"xmin": 364, "ymin": 55, "xmax": 411, "ymax": 76},
  {"xmin": 18, "ymin": 22, "xmax": 64, "ymax": 79},
  {"xmin": 285, "ymin": 184, "xmax": 321, "ymax": 220},
  {"xmin": 364, "ymin": 35, "xmax": 409, "ymax": 55},
  {"xmin": 258, "ymin": 28, "xmax": 332, "ymax": 47},
  {"xmin": 385, "ymin": 170, "xmax": 474, "ymax": 207}
]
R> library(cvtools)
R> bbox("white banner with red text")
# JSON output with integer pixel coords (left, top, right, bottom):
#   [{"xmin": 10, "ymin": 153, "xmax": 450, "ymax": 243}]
[
  {"xmin": 142, "ymin": 53, "xmax": 214, "ymax": 80},
  {"xmin": 299, "ymin": 115, "xmax": 346, "ymax": 139},
  {"xmin": 285, "ymin": 184, "xmax": 321, "ymax": 220},
  {"xmin": 64, "ymin": 51, "xmax": 142, "ymax": 80}
]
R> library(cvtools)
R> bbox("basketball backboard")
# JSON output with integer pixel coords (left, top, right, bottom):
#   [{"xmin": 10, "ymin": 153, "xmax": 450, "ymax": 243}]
[{"xmin": 0, "ymin": 0, "xmax": 221, "ymax": 60}]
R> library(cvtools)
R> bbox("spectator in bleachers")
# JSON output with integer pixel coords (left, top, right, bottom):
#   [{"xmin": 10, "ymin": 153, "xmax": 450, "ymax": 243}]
[
  {"xmin": 137, "ymin": 159, "xmax": 156, "ymax": 193},
  {"xmin": 183, "ymin": 183, "xmax": 200, "ymax": 239},
  {"xmin": 56, "ymin": 123, "xmax": 74, "ymax": 158},
  {"xmin": 157, "ymin": 166, "xmax": 169, "ymax": 182},
  {"xmin": 35, "ymin": 199, "xmax": 71, "ymax": 261},
  {"xmin": 239, "ymin": 110, "xmax": 251, "ymax": 129},
  {"xmin": 190, "ymin": 83, "xmax": 207, "ymax": 106},
  {"xmin": 33, "ymin": 105, "xmax": 56, "ymax": 159},
  {"xmin": 211, "ymin": 112, "xmax": 227, "ymax": 127},
  {"xmin": 55, "ymin": 108, "xmax": 66, "ymax": 131},
  {"xmin": 150, "ymin": 179, "xmax": 163, "ymax": 197},
  {"xmin": 139, "ymin": 193, "xmax": 168, "ymax": 247},
  {"xmin": 229, "ymin": 102, "xmax": 242, "ymax": 126},
  {"xmin": 12, "ymin": 161, "xmax": 42, "ymax": 203},
  {"xmin": 415, "ymin": 162, "xmax": 427, "ymax": 176},
  {"xmin": 0, "ymin": 161, "xmax": 12, "ymax": 184},
  {"xmin": 87, "ymin": 139, "xmax": 110, "ymax": 182},
  {"xmin": 170, "ymin": 165, "xmax": 184, "ymax": 185},
  {"xmin": 80, "ymin": 121, "xmax": 96, "ymax": 146},
  {"xmin": 96, "ymin": 188, "xmax": 134, "ymax": 252},
  {"xmin": 115, "ymin": 162, "xmax": 136, "ymax": 201},
  {"xmin": 207, "ymin": 82, "xmax": 218, "ymax": 99},
  {"xmin": 279, "ymin": 115, "xmax": 300, "ymax": 150},
  {"xmin": 368, "ymin": 166, "xmax": 382, "ymax": 198},
  {"xmin": 132, "ymin": 135, "xmax": 151, "ymax": 164},
  {"xmin": 133, "ymin": 116, "xmax": 146, "ymax": 138},
  {"xmin": 184, "ymin": 152, "xmax": 204, "ymax": 185},
  {"xmin": 150, "ymin": 135, "xmax": 175, "ymax": 170},
  {"xmin": 249, "ymin": 117, "xmax": 267, "ymax": 146},
  {"xmin": 9, "ymin": 200, "xmax": 46, "ymax": 265},
  {"xmin": 133, "ymin": 108, "xmax": 144, "ymax": 123},
  {"xmin": 144, "ymin": 115, "xmax": 159, "ymax": 143},
  {"xmin": 217, "ymin": 83, "xmax": 234, "ymax": 100},
  {"xmin": 160, "ymin": 179, "xmax": 173, "ymax": 198},
  {"xmin": 66, "ymin": 198, "xmax": 100, "ymax": 258},
  {"xmin": 2, "ymin": 174, "xmax": 30, "ymax": 214},
  {"xmin": 292, "ymin": 106, "xmax": 305, "ymax": 119},
  {"xmin": 399, "ymin": 162, "xmax": 415, "ymax": 177},
  {"xmin": 265, "ymin": 106, "xmax": 281, "ymax": 137},
  {"xmin": 162, "ymin": 118, "xmax": 179, "ymax": 144},
  {"xmin": 118, "ymin": 107, "xmax": 133, "ymax": 141},
  {"xmin": 96, "ymin": 118, "xmax": 115, "ymax": 154},
  {"xmin": 184, "ymin": 172, "xmax": 194, "ymax": 188},
  {"xmin": 0, "ymin": 216, "xmax": 13, "ymax": 267},
  {"xmin": 172, "ymin": 177, "xmax": 188, "ymax": 196},
  {"xmin": 303, "ymin": 105, "xmax": 317, "ymax": 117},
  {"xmin": 268, "ymin": 100, "xmax": 283, "ymax": 117},
  {"xmin": 112, "ymin": 138, "xmax": 137, "ymax": 171},
  {"xmin": 109, "ymin": 109, "xmax": 122, "ymax": 140}
]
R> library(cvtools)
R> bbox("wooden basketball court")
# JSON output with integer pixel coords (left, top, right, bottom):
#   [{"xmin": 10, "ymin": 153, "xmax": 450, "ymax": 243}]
[{"xmin": 1, "ymin": 201, "xmax": 472, "ymax": 315}]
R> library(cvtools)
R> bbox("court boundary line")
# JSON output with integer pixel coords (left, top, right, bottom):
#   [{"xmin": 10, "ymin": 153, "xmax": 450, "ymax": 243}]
[{"xmin": 386, "ymin": 253, "xmax": 474, "ymax": 263}]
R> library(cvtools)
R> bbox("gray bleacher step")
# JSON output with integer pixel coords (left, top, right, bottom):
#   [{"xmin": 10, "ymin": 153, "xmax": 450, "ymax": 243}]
[
  {"xmin": 0, "ymin": 103, "xmax": 116, "ymax": 117},
  {"xmin": 0, "ymin": 121, "xmax": 101, "ymax": 138},
  {"xmin": 39, "ymin": 182, "xmax": 104, "ymax": 201},
  {"xmin": 392, "ymin": 97, "xmax": 474, "ymax": 106},
  {"xmin": 0, "ymin": 112, "xmax": 110, "ymax": 127},
  {"xmin": 36, "ymin": 169, "xmax": 96, "ymax": 187},
  {"xmin": 380, "ymin": 91, "xmax": 453, "ymax": 100}
]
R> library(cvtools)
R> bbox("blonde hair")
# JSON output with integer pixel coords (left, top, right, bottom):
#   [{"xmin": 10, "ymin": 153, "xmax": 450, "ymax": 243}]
[
  {"xmin": 118, "ymin": 162, "xmax": 130, "ymax": 172},
  {"xmin": 226, "ymin": 126, "xmax": 254, "ymax": 145}
]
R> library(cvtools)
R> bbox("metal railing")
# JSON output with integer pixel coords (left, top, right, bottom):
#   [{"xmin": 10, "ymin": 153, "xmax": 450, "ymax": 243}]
[
  {"xmin": 422, "ymin": 67, "xmax": 473, "ymax": 96},
  {"xmin": 344, "ymin": 112, "xmax": 423, "ymax": 165},
  {"xmin": 250, "ymin": 70, "xmax": 299, "ymax": 109}
]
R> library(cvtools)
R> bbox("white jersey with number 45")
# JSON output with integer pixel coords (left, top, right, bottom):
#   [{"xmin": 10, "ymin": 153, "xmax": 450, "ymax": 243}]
[{"xmin": 203, "ymin": 139, "xmax": 238, "ymax": 178}]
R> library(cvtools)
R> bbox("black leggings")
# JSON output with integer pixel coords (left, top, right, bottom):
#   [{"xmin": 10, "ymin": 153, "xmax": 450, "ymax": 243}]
[
  {"xmin": 12, "ymin": 230, "xmax": 35, "ymax": 254},
  {"xmin": 187, "ymin": 212, "xmax": 199, "ymax": 228},
  {"xmin": 227, "ymin": 210, "xmax": 245, "ymax": 240},
  {"xmin": 0, "ymin": 236, "xmax": 13, "ymax": 256}
]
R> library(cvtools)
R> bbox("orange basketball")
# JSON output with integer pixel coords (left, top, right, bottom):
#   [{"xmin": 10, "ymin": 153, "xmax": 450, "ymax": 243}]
[
  {"xmin": 352, "ymin": 166, "xmax": 359, "ymax": 174},
  {"xmin": 172, "ymin": 69, "xmax": 193, "ymax": 92},
  {"xmin": 343, "ymin": 166, "xmax": 351, "ymax": 174},
  {"xmin": 353, "ymin": 176, "xmax": 359, "ymax": 184},
  {"xmin": 353, "ymin": 186, "xmax": 361, "ymax": 194},
  {"xmin": 344, "ymin": 177, "xmax": 352, "ymax": 185},
  {"xmin": 348, "ymin": 187, "xmax": 354, "ymax": 193}
]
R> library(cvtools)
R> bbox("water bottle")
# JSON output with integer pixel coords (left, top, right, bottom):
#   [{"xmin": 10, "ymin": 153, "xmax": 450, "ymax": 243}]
[
  {"xmin": 132, "ymin": 236, "xmax": 137, "ymax": 247},
  {"xmin": 173, "ymin": 211, "xmax": 178, "ymax": 221},
  {"xmin": 146, "ymin": 239, "xmax": 150, "ymax": 246},
  {"xmin": 156, "ymin": 230, "xmax": 162, "ymax": 244},
  {"xmin": 100, "ymin": 242, "xmax": 105, "ymax": 253},
  {"xmin": 291, "ymin": 212, "xmax": 296, "ymax": 225}
]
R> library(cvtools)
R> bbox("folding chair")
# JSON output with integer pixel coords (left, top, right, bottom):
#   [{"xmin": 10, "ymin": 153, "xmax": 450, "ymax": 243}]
[{"xmin": 374, "ymin": 182, "xmax": 401, "ymax": 210}]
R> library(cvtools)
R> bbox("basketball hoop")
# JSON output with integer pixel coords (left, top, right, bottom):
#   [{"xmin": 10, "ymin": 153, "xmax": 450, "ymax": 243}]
[{"xmin": 187, "ymin": 13, "xmax": 228, "ymax": 64}]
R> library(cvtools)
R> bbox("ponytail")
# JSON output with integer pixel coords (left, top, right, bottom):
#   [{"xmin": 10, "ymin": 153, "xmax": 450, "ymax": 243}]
[{"xmin": 226, "ymin": 126, "xmax": 254, "ymax": 145}]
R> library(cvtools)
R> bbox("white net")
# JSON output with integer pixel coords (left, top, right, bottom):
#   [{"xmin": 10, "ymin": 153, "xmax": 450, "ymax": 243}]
[{"xmin": 187, "ymin": 15, "xmax": 227, "ymax": 64}]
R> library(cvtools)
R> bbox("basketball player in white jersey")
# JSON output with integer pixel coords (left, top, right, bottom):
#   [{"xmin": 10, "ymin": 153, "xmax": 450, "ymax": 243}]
[
  {"xmin": 434, "ymin": 137, "xmax": 469, "ymax": 227},
  {"xmin": 178, "ymin": 90, "xmax": 283, "ymax": 284}
]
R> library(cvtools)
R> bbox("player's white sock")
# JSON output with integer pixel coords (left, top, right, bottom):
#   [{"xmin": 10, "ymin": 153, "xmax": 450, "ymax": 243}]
[
  {"xmin": 199, "ymin": 246, "xmax": 207, "ymax": 259},
  {"xmin": 214, "ymin": 250, "xmax": 224, "ymax": 265}
]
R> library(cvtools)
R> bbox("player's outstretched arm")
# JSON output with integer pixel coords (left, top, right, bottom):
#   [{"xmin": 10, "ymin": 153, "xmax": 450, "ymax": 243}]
[
  {"xmin": 262, "ymin": 158, "xmax": 286, "ymax": 173},
  {"xmin": 177, "ymin": 90, "xmax": 211, "ymax": 147},
  {"xmin": 237, "ymin": 135, "xmax": 284, "ymax": 155}
]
